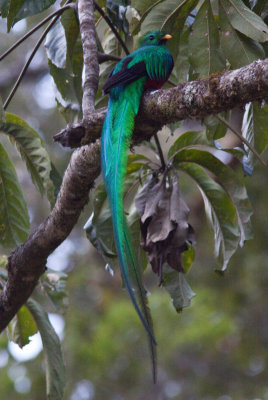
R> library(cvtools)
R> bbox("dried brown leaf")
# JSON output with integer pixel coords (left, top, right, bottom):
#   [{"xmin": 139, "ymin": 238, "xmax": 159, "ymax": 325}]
[{"xmin": 135, "ymin": 171, "xmax": 195, "ymax": 282}]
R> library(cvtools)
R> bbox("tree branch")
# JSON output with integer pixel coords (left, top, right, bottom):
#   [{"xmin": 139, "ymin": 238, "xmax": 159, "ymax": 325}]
[
  {"xmin": 1, "ymin": 58, "xmax": 268, "ymax": 332},
  {"xmin": 98, "ymin": 52, "xmax": 121, "ymax": 63},
  {"xmin": 78, "ymin": 0, "xmax": 99, "ymax": 117},
  {"xmin": 0, "ymin": 143, "xmax": 100, "ymax": 332},
  {"xmin": 0, "ymin": 0, "xmax": 101, "ymax": 332},
  {"xmin": 54, "ymin": 59, "xmax": 268, "ymax": 148}
]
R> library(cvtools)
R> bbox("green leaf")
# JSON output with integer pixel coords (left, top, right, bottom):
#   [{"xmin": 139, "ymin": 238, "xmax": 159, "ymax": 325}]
[
  {"xmin": 168, "ymin": 131, "xmax": 210, "ymax": 157},
  {"xmin": 179, "ymin": 162, "xmax": 240, "ymax": 271},
  {"xmin": 84, "ymin": 183, "xmax": 117, "ymax": 267},
  {"xmin": 55, "ymin": 99, "xmax": 82, "ymax": 124},
  {"xmin": 48, "ymin": 61, "xmax": 78, "ymax": 102},
  {"xmin": 0, "ymin": 255, "xmax": 8, "ymax": 269},
  {"xmin": 98, "ymin": 18, "xmax": 121, "ymax": 56},
  {"xmin": 214, "ymin": 145, "xmax": 246, "ymax": 160},
  {"xmin": 45, "ymin": 18, "xmax": 66, "ymax": 69},
  {"xmin": 96, "ymin": 19, "xmax": 122, "ymax": 107},
  {"xmin": 162, "ymin": 265, "xmax": 196, "ymax": 312},
  {"xmin": 0, "ymin": 0, "xmax": 10, "ymax": 18},
  {"xmin": 0, "ymin": 113, "xmax": 54, "ymax": 203},
  {"xmin": 60, "ymin": 9, "xmax": 83, "ymax": 102},
  {"xmin": 0, "ymin": 143, "xmax": 29, "ymax": 247},
  {"xmin": 45, "ymin": 16, "xmax": 83, "ymax": 104},
  {"xmin": 172, "ymin": 27, "xmax": 190, "ymax": 84},
  {"xmin": 242, "ymin": 102, "xmax": 268, "ymax": 169},
  {"xmin": 37, "ymin": 269, "xmax": 68, "ymax": 314},
  {"xmin": 219, "ymin": 1, "xmax": 265, "ymax": 68},
  {"xmin": 219, "ymin": 0, "xmax": 268, "ymax": 43},
  {"xmin": 7, "ymin": 0, "xmax": 24, "ymax": 31},
  {"xmin": 131, "ymin": 0, "xmax": 161, "ymax": 16},
  {"xmin": 7, "ymin": 0, "xmax": 57, "ymax": 31},
  {"xmin": 140, "ymin": 0, "xmax": 198, "ymax": 58},
  {"xmin": 7, "ymin": 305, "xmax": 38, "ymax": 348},
  {"xmin": 182, "ymin": 243, "xmax": 195, "ymax": 273},
  {"xmin": 141, "ymin": 0, "xmax": 196, "ymax": 32},
  {"xmin": 96, "ymin": 20, "xmax": 123, "ymax": 105},
  {"xmin": 131, "ymin": 0, "xmax": 164, "ymax": 34},
  {"xmin": 27, "ymin": 299, "xmax": 66, "ymax": 400},
  {"xmin": 252, "ymin": 102, "xmax": 268, "ymax": 155},
  {"xmin": 189, "ymin": 0, "xmax": 225, "ymax": 78},
  {"xmin": 171, "ymin": 148, "xmax": 252, "ymax": 246},
  {"xmin": 126, "ymin": 153, "xmax": 151, "ymax": 174},
  {"xmin": 204, "ymin": 113, "xmax": 228, "ymax": 141},
  {"xmin": 0, "ymin": 256, "xmax": 8, "ymax": 283},
  {"xmin": 85, "ymin": 189, "xmax": 137, "ymax": 271}
]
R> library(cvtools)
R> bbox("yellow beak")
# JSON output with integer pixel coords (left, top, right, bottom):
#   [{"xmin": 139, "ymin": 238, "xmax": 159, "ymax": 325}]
[{"xmin": 162, "ymin": 34, "xmax": 172, "ymax": 40}]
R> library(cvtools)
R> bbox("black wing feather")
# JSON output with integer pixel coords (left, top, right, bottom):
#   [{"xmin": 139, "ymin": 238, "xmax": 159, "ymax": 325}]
[{"xmin": 103, "ymin": 59, "xmax": 147, "ymax": 94}]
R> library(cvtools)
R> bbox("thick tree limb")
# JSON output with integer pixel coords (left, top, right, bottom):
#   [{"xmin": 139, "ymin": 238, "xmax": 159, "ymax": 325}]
[
  {"xmin": 0, "ymin": 143, "xmax": 100, "ymax": 332},
  {"xmin": 54, "ymin": 59, "xmax": 268, "ymax": 148}
]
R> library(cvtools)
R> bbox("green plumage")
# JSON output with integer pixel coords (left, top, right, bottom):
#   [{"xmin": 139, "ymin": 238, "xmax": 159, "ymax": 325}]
[{"xmin": 101, "ymin": 31, "xmax": 174, "ymax": 380}]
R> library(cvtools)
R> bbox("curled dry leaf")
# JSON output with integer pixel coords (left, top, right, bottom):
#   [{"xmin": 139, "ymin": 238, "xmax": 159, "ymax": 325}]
[{"xmin": 135, "ymin": 171, "xmax": 195, "ymax": 284}]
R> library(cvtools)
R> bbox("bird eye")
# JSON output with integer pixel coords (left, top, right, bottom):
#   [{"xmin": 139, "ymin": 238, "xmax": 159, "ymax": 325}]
[{"xmin": 149, "ymin": 35, "xmax": 154, "ymax": 40}]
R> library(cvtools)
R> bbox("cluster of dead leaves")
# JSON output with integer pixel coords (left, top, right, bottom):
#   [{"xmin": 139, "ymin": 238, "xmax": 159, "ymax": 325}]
[{"xmin": 135, "ymin": 171, "xmax": 195, "ymax": 285}]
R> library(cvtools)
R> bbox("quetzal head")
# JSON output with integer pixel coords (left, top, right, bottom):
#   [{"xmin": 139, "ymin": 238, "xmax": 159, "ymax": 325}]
[{"xmin": 138, "ymin": 31, "xmax": 172, "ymax": 47}]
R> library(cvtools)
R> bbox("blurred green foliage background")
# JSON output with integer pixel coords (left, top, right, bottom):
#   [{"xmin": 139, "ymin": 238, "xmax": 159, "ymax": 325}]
[{"xmin": 0, "ymin": 3, "xmax": 267, "ymax": 400}]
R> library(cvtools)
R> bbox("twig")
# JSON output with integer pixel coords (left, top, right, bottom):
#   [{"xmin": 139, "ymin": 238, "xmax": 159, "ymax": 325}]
[
  {"xmin": 154, "ymin": 133, "xmax": 166, "ymax": 170},
  {"xmin": 215, "ymin": 114, "xmax": 268, "ymax": 170},
  {"xmin": 3, "ymin": 0, "xmax": 73, "ymax": 110},
  {"xmin": 94, "ymin": 1, "xmax": 129, "ymax": 55},
  {"xmin": 0, "ymin": 4, "xmax": 74, "ymax": 62},
  {"xmin": 98, "ymin": 52, "xmax": 121, "ymax": 63}
]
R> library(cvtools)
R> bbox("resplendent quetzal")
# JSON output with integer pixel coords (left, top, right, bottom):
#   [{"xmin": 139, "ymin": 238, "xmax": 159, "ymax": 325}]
[{"xmin": 101, "ymin": 31, "xmax": 174, "ymax": 378}]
